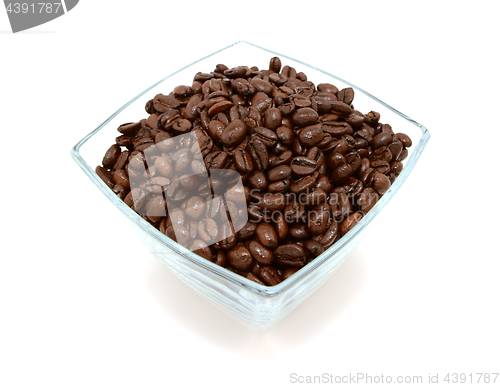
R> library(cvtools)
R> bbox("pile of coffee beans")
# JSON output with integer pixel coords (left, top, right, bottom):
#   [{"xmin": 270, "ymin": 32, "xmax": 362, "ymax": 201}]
[{"xmin": 96, "ymin": 57, "xmax": 412, "ymax": 286}]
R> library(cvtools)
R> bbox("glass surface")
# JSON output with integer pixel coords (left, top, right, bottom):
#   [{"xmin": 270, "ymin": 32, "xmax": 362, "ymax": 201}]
[{"xmin": 71, "ymin": 41, "xmax": 430, "ymax": 329}]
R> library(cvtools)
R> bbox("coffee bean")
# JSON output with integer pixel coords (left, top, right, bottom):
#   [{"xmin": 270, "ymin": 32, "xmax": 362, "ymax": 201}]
[
  {"xmin": 227, "ymin": 245, "xmax": 254, "ymax": 271},
  {"xmin": 298, "ymin": 123, "xmax": 324, "ymax": 147},
  {"xmin": 221, "ymin": 119, "xmax": 247, "ymax": 147},
  {"xmin": 248, "ymin": 240, "xmax": 274, "ymax": 266},
  {"xmin": 341, "ymin": 212, "xmax": 363, "ymax": 235},
  {"xmin": 256, "ymin": 223, "xmax": 279, "ymax": 249},
  {"xmin": 267, "ymin": 165, "xmax": 292, "ymax": 182},
  {"xmin": 292, "ymin": 107, "xmax": 319, "ymax": 127},
  {"xmin": 291, "ymin": 156, "xmax": 317, "ymax": 175},
  {"xmin": 259, "ymin": 266, "xmax": 281, "ymax": 286},
  {"xmin": 274, "ymin": 244, "xmax": 306, "ymax": 267}
]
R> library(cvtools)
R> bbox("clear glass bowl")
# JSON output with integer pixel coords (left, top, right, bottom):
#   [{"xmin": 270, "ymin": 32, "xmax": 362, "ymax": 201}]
[{"xmin": 71, "ymin": 41, "xmax": 430, "ymax": 329}]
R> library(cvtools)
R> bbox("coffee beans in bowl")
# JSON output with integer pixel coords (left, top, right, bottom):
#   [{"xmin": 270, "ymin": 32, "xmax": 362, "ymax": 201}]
[{"xmin": 95, "ymin": 56, "xmax": 412, "ymax": 286}]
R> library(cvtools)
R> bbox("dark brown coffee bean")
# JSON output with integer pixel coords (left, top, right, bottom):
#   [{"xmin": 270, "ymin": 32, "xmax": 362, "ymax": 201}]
[
  {"xmin": 258, "ymin": 193, "xmax": 286, "ymax": 212},
  {"xmin": 284, "ymin": 201, "xmax": 306, "ymax": 223},
  {"xmin": 267, "ymin": 165, "xmax": 292, "ymax": 182},
  {"xmin": 268, "ymin": 180, "xmax": 290, "ymax": 193},
  {"xmin": 228, "ymin": 245, "xmax": 254, "ymax": 271},
  {"xmin": 237, "ymin": 221, "xmax": 257, "ymax": 241},
  {"xmin": 338, "ymin": 87, "xmax": 354, "ymax": 105},
  {"xmin": 112, "ymin": 169, "xmax": 130, "ymax": 189},
  {"xmin": 298, "ymin": 123, "xmax": 324, "ymax": 147},
  {"xmin": 248, "ymin": 170, "xmax": 268, "ymax": 191},
  {"xmin": 282, "ymin": 268, "xmax": 299, "ymax": 280},
  {"xmin": 248, "ymin": 240, "xmax": 274, "ymax": 265},
  {"xmin": 263, "ymin": 107, "xmax": 282, "ymax": 130},
  {"xmin": 308, "ymin": 204, "xmax": 330, "ymax": 235},
  {"xmin": 233, "ymin": 149, "xmax": 254, "ymax": 173},
  {"xmin": 191, "ymin": 239, "xmax": 213, "ymax": 261},
  {"xmin": 246, "ymin": 273, "xmax": 265, "ymax": 285},
  {"xmin": 290, "ymin": 175, "xmax": 316, "ymax": 194},
  {"xmin": 124, "ymin": 188, "xmax": 146, "ymax": 211},
  {"xmin": 304, "ymin": 240, "xmax": 324, "ymax": 257},
  {"xmin": 372, "ymin": 172, "xmax": 391, "ymax": 194},
  {"xmin": 274, "ymin": 212, "xmax": 288, "ymax": 240},
  {"xmin": 146, "ymin": 195, "xmax": 167, "ymax": 223},
  {"xmin": 102, "ymin": 144, "xmax": 121, "ymax": 169},
  {"xmin": 259, "ymin": 266, "xmax": 281, "ymax": 286},
  {"xmin": 269, "ymin": 150, "xmax": 293, "ymax": 167},
  {"xmin": 256, "ymin": 223, "xmax": 279, "ymax": 249},
  {"xmin": 96, "ymin": 165, "xmax": 115, "ymax": 189},
  {"xmin": 341, "ymin": 213, "xmax": 363, "ymax": 235},
  {"xmin": 220, "ymin": 119, "xmax": 247, "ymax": 147},
  {"xmin": 357, "ymin": 187, "xmax": 379, "ymax": 214},
  {"xmin": 197, "ymin": 218, "xmax": 219, "ymax": 244},
  {"xmin": 395, "ymin": 132, "xmax": 412, "ymax": 148},
  {"xmin": 371, "ymin": 132, "xmax": 393, "ymax": 149},
  {"xmin": 253, "ymin": 126, "xmax": 278, "ymax": 148},
  {"xmin": 288, "ymin": 224, "xmax": 311, "ymax": 240},
  {"xmin": 117, "ymin": 122, "xmax": 141, "ymax": 135},
  {"xmin": 269, "ymin": 57, "xmax": 282, "ymax": 73},
  {"xmin": 246, "ymin": 138, "xmax": 269, "ymax": 171},
  {"xmin": 274, "ymin": 244, "xmax": 306, "ymax": 268},
  {"xmin": 317, "ymin": 83, "xmax": 339, "ymax": 94},
  {"xmin": 330, "ymin": 101, "xmax": 352, "ymax": 116},
  {"xmin": 291, "ymin": 156, "xmax": 317, "ymax": 175},
  {"xmin": 276, "ymin": 125, "xmax": 294, "ymax": 145},
  {"xmin": 292, "ymin": 107, "xmax": 319, "ymax": 127}
]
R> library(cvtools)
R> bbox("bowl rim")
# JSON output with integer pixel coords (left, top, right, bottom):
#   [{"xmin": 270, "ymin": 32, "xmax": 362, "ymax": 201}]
[{"xmin": 71, "ymin": 40, "xmax": 430, "ymax": 298}]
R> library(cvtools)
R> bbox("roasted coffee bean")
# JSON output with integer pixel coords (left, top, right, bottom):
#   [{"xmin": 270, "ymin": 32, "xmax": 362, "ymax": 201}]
[
  {"xmin": 341, "ymin": 212, "xmax": 363, "ymax": 235},
  {"xmin": 274, "ymin": 212, "xmax": 288, "ymax": 240},
  {"xmin": 246, "ymin": 138, "xmax": 269, "ymax": 171},
  {"xmin": 371, "ymin": 132, "xmax": 393, "ymax": 149},
  {"xmin": 221, "ymin": 119, "xmax": 247, "ymax": 147},
  {"xmin": 98, "ymin": 56, "xmax": 413, "ymax": 286},
  {"xmin": 248, "ymin": 170, "xmax": 268, "ymax": 191},
  {"xmin": 268, "ymin": 179, "xmax": 290, "ymax": 193},
  {"xmin": 282, "ymin": 268, "xmax": 299, "ymax": 281},
  {"xmin": 112, "ymin": 169, "xmax": 130, "ymax": 189},
  {"xmin": 124, "ymin": 188, "xmax": 146, "ymax": 211},
  {"xmin": 227, "ymin": 246, "xmax": 253, "ymax": 271},
  {"xmin": 256, "ymin": 223, "xmax": 279, "ymax": 249},
  {"xmin": 372, "ymin": 172, "xmax": 391, "ymax": 194},
  {"xmin": 197, "ymin": 218, "xmax": 219, "ymax": 244},
  {"xmin": 395, "ymin": 132, "xmax": 412, "ymax": 148},
  {"xmin": 258, "ymin": 193, "xmax": 286, "ymax": 212},
  {"xmin": 274, "ymin": 244, "xmax": 306, "ymax": 267},
  {"xmin": 308, "ymin": 204, "xmax": 330, "ymax": 235},
  {"xmin": 338, "ymin": 87, "xmax": 355, "ymax": 105},
  {"xmin": 259, "ymin": 266, "xmax": 281, "ymax": 286},
  {"xmin": 298, "ymin": 123, "xmax": 324, "ymax": 147},
  {"xmin": 288, "ymin": 224, "xmax": 311, "ymax": 240},
  {"xmin": 304, "ymin": 240, "xmax": 324, "ymax": 257},
  {"xmin": 357, "ymin": 187, "xmax": 379, "ymax": 214},
  {"xmin": 290, "ymin": 175, "xmax": 316, "ymax": 194},
  {"xmin": 291, "ymin": 156, "xmax": 317, "ymax": 175},
  {"xmin": 284, "ymin": 201, "xmax": 306, "ymax": 223},
  {"xmin": 267, "ymin": 165, "xmax": 292, "ymax": 182},
  {"xmin": 96, "ymin": 166, "xmax": 115, "ymax": 189},
  {"xmin": 276, "ymin": 125, "xmax": 295, "ymax": 145},
  {"xmin": 330, "ymin": 101, "xmax": 352, "ymax": 116},
  {"xmin": 269, "ymin": 57, "xmax": 282, "ymax": 73},
  {"xmin": 292, "ymin": 107, "xmax": 319, "ymax": 127},
  {"xmin": 191, "ymin": 239, "xmax": 213, "ymax": 261},
  {"xmin": 102, "ymin": 144, "xmax": 121, "ymax": 169},
  {"xmin": 253, "ymin": 126, "xmax": 278, "ymax": 148},
  {"xmin": 117, "ymin": 121, "xmax": 141, "ymax": 135},
  {"xmin": 248, "ymin": 240, "xmax": 274, "ymax": 266}
]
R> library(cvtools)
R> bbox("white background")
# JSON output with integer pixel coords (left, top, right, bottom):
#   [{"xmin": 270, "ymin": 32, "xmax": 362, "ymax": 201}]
[{"xmin": 1, "ymin": 1, "xmax": 499, "ymax": 386}]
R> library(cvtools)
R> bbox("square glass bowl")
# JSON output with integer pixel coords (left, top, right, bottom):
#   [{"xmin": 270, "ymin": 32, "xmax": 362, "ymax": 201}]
[{"xmin": 71, "ymin": 41, "xmax": 430, "ymax": 329}]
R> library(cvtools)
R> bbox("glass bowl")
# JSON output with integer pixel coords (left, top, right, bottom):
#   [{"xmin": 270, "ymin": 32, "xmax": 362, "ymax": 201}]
[{"xmin": 71, "ymin": 41, "xmax": 430, "ymax": 329}]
